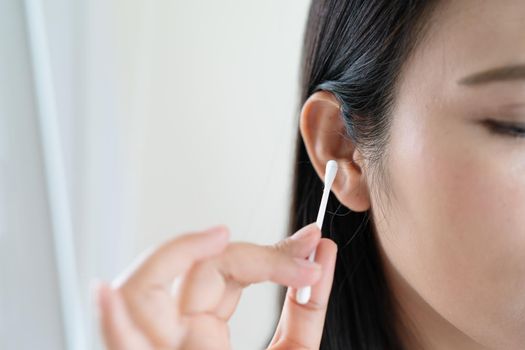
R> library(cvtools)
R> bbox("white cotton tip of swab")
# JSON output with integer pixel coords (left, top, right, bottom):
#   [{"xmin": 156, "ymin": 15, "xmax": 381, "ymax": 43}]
[
  {"xmin": 296, "ymin": 284, "xmax": 311, "ymax": 305},
  {"xmin": 296, "ymin": 159, "xmax": 338, "ymax": 305},
  {"xmin": 324, "ymin": 160, "xmax": 338, "ymax": 190}
]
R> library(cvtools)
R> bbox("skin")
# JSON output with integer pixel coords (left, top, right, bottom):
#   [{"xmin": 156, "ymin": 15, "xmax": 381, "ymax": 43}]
[
  {"xmin": 95, "ymin": 1, "xmax": 525, "ymax": 349},
  {"xmin": 301, "ymin": 0, "xmax": 525, "ymax": 349},
  {"xmin": 95, "ymin": 224, "xmax": 337, "ymax": 349}
]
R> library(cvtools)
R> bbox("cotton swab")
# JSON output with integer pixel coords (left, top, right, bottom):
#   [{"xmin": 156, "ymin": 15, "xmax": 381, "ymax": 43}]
[{"xmin": 296, "ymin": 160, "xmax": 338, "ymax": 305}]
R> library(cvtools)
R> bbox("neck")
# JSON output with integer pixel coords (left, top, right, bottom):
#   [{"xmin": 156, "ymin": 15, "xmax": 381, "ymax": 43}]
[{"xmin": 378, "ymin": 246, "xmax": 490, "ymax": 350}]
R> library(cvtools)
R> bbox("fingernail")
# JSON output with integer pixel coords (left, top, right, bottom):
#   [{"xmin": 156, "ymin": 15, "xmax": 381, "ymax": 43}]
[
  {"xmin": 290, "ymin": 226, "xmax": 315, "ymax": 241},
  {"xmin": 293, "ymin": 257, "xmax": 322, "ymax": 270}
]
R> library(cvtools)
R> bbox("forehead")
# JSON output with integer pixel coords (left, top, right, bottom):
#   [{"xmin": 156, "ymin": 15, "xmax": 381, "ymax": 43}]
[{"xmin": 398, "ymin": 0, "xmax": 525, "ymax": 101}]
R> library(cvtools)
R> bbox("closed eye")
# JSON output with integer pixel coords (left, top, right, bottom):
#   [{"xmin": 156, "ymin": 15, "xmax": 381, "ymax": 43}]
[{"xmin": 481, "ymin": 118, "xmax": 525, "ymax": 138}]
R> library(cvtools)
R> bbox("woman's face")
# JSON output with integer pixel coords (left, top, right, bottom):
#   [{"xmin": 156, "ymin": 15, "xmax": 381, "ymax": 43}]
[{"xmin": 376, "ymin": 0, "xmax": 525, "ymax": 348}]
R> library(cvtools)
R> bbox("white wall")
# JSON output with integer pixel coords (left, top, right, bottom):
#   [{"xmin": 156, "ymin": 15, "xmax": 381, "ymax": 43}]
[
  {"xmin": 128, "ymin": 2, "xmax": 310, "ymax": 348},
  {"xmin": 0, "ymin": 1, "xmax": 65, "ymax": 349},
  {"xmin": 3, "ymin": 1, "xmax": 311, "ymax": 349}
]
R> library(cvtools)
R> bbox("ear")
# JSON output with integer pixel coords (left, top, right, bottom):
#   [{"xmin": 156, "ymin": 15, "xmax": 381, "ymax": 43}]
[{"xmin": 299, "ymin": 90, "xmax": 371, "ymax": 212}]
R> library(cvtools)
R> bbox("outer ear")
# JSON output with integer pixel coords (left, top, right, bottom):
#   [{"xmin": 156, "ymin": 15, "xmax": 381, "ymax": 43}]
[{"xmin": 299, "ymin": 90, "xmax": 371, "ymax": 212}]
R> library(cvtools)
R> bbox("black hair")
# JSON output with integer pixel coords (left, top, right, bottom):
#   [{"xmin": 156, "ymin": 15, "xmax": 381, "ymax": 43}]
[{"xmin": 286, "ymin": 1, "xmax": 440, "ymax": 349}]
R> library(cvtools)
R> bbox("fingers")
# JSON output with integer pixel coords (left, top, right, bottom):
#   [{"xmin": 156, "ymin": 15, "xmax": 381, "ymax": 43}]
[
  {"xmin": 112, "ymin": 225, "xmax": 230, "ymax": 347},
  {"xmin": 176, "ymin": 259, "xmax": 227, "ymax": 317},
  {"xmin": 272, "ymin": 223, "xmax": 322, "ymax": 259},
  {"xmin": 270, "ymin": 238, "xmax": 338, "ymax": 349},
  {"xmin": 179, "ymin": 315, "xmax": 230, "ymax": 350},
  {"xmin": 97, "ymin": 223, "xmax": 325, "ymax": 350},
  {"xmin": 177, "ymin": 225, "xmax": 323, "ymax": 320},
  {"xmin": 113, "ymin": 225, "xmax": 230, "ymax": 290},
  {"xmin": 218, "ymin": 240, "xmax": 323, "ymax": 288},
  {"xmin": 95, "ymin": 281, "xmax": 153, "ymax": 350}
]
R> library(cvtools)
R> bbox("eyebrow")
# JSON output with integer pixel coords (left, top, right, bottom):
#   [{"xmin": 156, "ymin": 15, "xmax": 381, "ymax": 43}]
[{"xmin": 457, "ymin": 64, "xmax": 525, "ymax": 86}]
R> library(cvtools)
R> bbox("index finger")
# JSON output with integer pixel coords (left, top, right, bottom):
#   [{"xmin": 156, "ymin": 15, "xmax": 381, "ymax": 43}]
[{"xmin": 112, "ymin": 225, "xmax": 230, "ymax": 290}]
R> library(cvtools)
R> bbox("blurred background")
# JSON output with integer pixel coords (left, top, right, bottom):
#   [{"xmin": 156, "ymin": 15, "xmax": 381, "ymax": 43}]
[{"xmin": 1, "ymin": 0, "xmax": 311, "ymax": 348}]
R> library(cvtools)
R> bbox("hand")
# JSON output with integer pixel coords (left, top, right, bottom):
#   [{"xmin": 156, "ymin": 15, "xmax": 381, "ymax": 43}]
[{"xmin": 93, "ymin": 223, "xmax": 337, "ymax": 349}]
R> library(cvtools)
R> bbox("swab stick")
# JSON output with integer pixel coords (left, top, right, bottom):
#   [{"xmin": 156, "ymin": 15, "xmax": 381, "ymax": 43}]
[{"xmin": 296, "ymin": 160, "xmax": 338, "ymax": 305}]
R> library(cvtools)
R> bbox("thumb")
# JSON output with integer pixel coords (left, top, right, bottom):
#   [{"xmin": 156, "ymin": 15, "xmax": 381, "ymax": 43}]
[{"xmin": 268, "ymin": 238, "xmax": 338, "ymax": 349}]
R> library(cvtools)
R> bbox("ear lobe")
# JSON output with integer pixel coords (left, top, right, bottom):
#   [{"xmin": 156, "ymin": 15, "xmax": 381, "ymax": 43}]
[
  {"xmin": 335, "ymin": 155, "xmax": 371, "ymax": 212},
  {"xmin": 299, "ymin": 91, "xmax": 371, "ymax": 212}
]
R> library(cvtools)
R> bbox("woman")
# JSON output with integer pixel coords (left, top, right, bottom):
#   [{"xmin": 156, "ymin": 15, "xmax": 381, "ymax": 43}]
[{"xmin": 94, "ymin": 0, "xmax": 525, "ymax": 348}]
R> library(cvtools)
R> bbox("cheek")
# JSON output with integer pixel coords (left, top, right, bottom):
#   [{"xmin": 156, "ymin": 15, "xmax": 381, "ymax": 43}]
[{"xmin": 381, "ymin": 117, "xmax": 525, "ymax": 341}]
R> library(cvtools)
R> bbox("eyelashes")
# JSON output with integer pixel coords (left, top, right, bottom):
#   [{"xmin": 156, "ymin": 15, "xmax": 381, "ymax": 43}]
[{"xmin": 481, "ymin": 118, "xmax": 525, "ymax": 138}]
